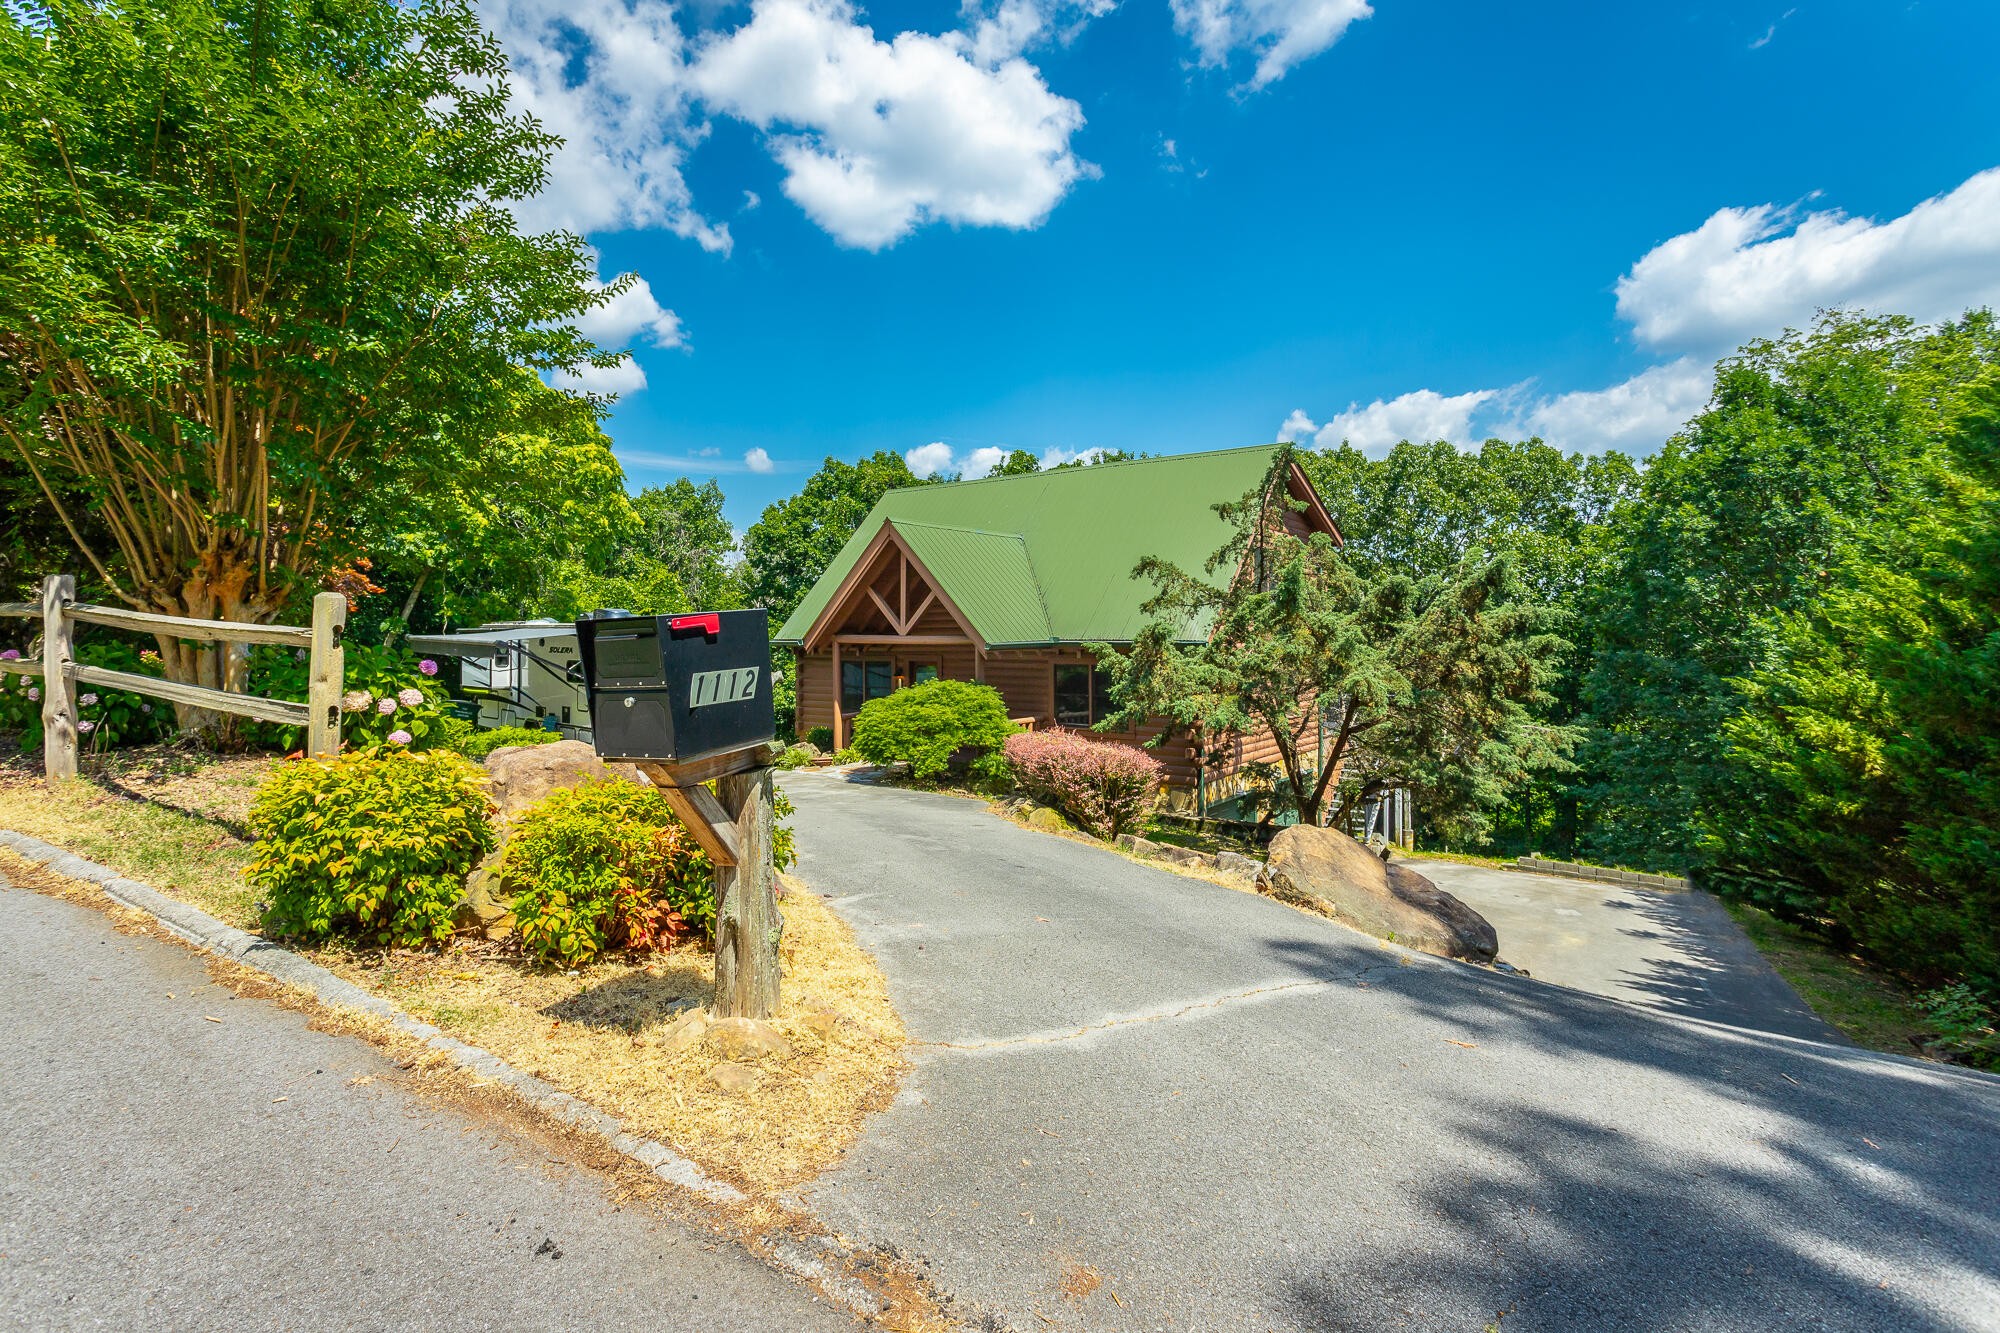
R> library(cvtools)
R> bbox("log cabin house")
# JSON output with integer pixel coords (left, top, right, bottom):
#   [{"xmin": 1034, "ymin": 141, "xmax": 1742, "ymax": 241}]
[{"xmin": 774, "ymin": 445, "xmax": 1342, "ymax": 812}]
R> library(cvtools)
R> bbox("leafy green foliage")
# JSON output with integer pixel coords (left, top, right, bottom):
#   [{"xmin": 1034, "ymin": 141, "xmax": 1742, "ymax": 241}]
[
  {"xmin": 246, "ymin": 748, "xmax": 496, "ymax": 947},
  {"xmin": 456, "ymin": 725, "xmax": 562, "ymax": 762},
  {"xmin": 1580, "ymin": 311, "xmax": 2000, "ymax": 870},
  {"xmin": 501, "ymin": 781, "xmax": 713, "ymax": 967},
  {"xmin": 0, "ymin": 0, "xmax": 620, "ymax": 691},
  {"xmin": 1710, "ymin": 369, "xmax": 2000, "ymax": 998},
  {"xmin": 0, "ymin": 640, "xmax": 173, "ymax": 750},
  {"xmin": 1917, "ymin": 985, "xmax": 2000, "ymax": 1070},
  {"xmin": 849, "ymin": 680, "xmax": 1019, "ymax": 779},
  {"xmin": 804, "ymin": 726, "xmax": 835, "ymax": 752},
  {"xmin": 1097, "ymin": 445, "xmax": 1576, "ymax": 840},
  {"xmin": 772, "ymin": 744, "xmax": 818, "ymax": 770},
  {"xmin": 501, "ymin": 780, "xmax": 800, "ymax": 966}
]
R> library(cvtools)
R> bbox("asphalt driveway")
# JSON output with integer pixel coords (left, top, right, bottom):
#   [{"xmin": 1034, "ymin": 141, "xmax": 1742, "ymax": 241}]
[
  {"xmin": 783, "ymin": 773, "xmax": 2000, "ymax": 1333},
  {"xmin": 1414, "ymin": 858, "xmax": 1844, "ymax": 1042}
]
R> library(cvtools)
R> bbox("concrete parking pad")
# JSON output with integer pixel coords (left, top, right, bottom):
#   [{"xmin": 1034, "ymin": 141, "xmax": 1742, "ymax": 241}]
[{"xmin": 1414, "ymin": 858, "xmax": 1844, "ymax": 1042}]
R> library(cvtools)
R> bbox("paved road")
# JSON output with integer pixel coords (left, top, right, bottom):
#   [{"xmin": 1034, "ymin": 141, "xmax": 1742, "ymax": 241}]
[
  {"xmin": 783, "ymin": 773, "xmax": 2000, "ymax": 1333},
  {"xmin": 1414, "ymin": 859, "xmax": 1844, "ymax": 1042},
  {"xmin": 0, "ymin": 876, "xmax": 854, "ymax": 1333}
]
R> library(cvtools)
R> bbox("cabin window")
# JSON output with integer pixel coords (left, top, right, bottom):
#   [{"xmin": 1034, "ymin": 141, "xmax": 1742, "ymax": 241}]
[
  {"xmin": 841, "ymin": 659, "xmax": 894, "ymax": 712},
  {"xmin": 911, "ymin": 663, "xmax": 940, "ymax": 685},
  {"xmin": 1053, "ymin": 664, "xmax": 1112, "ymax": 728}
]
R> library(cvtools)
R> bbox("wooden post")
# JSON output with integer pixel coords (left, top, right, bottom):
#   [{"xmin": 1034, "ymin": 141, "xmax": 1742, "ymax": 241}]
[
  {"xmin": 306, "ymin": 591, "xmax": 347, "ymax": 758},
  {"xmin": 830, "ymin": 639, "xmax": 843, "ymax": 752},
  {"xmin": 41, "ymin": 575, "xmax": 77, "ymax": 783},
  {"xmin": 710, "ymin": 765, "xmax": 781, "ymax": 1020}
]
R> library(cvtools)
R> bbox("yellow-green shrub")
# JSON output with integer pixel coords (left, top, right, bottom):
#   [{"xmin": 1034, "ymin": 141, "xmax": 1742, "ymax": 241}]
[
  {"xmin": 500, "ymin": 781, "xmax": 713, "ymax": 967},
  {"xmin": 246, "ymin": 747, "xmax": 496, "ymax": 946}
]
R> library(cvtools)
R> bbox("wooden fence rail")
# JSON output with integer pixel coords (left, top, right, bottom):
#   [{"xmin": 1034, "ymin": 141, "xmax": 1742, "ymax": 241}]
[{"xmin": 1, "ymin": 575, "xmax": 345, "ymax": 784}]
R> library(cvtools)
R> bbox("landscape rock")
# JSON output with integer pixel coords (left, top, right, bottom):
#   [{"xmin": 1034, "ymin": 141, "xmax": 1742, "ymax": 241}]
[
  {"xmin": 483, "ymin": 740, "xmax": 647, "ymax": 824},
  {"xmin": 707, "ymin": 1062, "xmax": 760, "ymax": 1095},
  {"xmin": 705, "ymin": 1016, "xmax": 794, "ymax": 1061},
  {"xmin": 1152, "ymin": 843, "xmax": 1212, "ymax": 869},
  {"xmin": 800, "ymin": 1010, "xmax": 840, "ymax": 1038},
  {"xmin": 661, "ymin": 1007, "xmax": 712, "ymax": 1051},
  {"xmin": 1215, "ymin": 850, "xmax": 1263, "ymax": 882},
  {"xmin": 1026, "ymin": 805, "xmax": 1071, "ymax": 833},
  {"xmin": 1261, "ymin": 825, "xmax": 1498, "ymax": 963}
]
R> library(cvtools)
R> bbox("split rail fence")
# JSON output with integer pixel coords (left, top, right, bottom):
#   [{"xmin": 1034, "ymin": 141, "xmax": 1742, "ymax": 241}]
[{"xmin": 0, "ymin": 575, "xmax": 346, "ymax": 785}]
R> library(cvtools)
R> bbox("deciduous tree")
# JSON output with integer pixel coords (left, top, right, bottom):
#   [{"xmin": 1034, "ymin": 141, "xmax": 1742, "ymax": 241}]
[{"xmin": 0, "ymin": 0, "xmax": 625, "ymax": 705}]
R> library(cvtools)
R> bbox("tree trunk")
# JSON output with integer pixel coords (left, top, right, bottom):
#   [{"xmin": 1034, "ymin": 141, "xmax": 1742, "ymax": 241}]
[{"xmin": 143, "ymin": 545, "xmax": 290, "ymax": 739}]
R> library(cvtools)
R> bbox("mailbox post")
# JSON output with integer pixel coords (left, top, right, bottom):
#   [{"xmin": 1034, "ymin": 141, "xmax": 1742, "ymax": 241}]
[{"xmin": 576, "ymin": 609, "xmax": 784, "ymax": 1020}]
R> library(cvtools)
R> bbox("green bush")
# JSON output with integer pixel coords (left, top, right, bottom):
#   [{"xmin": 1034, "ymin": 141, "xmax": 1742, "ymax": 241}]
[
  {"xmin": 1917, "ymin": 984, "xmax": 2000, "ymax": 1070},
  {"xmin": 849, "ymin": 680, "xmax": 1018, "ymax": 780},
  {"xmin": 805, "ymin": 726, "xmax": 834, "ymax": 752},
  {"xmin": 502, "ymin": 781, "xmax": 714, "ymax": 967},
  {"xmin": 503, "ymin": 780, "xmax": 801, "ymax": 968},
  {"xmin": 457, "ymin": 724, "xmax": 561, "ymax": 762},
  {"xmin": 246, "ymin": 747, "xmax": 496, "ymax": 947}
]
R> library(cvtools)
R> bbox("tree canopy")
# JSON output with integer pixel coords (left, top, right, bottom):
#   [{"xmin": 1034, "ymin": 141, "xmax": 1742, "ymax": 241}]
[
  {"xmin": 0, "ymin": 0, "xmax": 626, "ymax": 692},
  {"xmin": 1094, "ymin": 446, "xmax": 1576, "ymax": 837}
]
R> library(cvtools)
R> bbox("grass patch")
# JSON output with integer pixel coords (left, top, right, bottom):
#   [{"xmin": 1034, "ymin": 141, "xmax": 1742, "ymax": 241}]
[
  {"xmin": 0, "ymin": 744, "xmax": 906, "ymax": 1195},
  {"xmin": 1721, "ymin": 899, "xmax": 1929, "ymax": 1057}
]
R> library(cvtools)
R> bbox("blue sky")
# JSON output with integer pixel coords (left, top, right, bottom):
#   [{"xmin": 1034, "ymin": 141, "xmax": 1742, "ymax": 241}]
[{"xmin": 482, "ymin": 0, "xmax": 2000, "ymax": 529}]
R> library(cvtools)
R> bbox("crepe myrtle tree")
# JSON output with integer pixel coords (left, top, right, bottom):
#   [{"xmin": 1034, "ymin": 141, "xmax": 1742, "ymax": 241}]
[
  {"xmin": 0, "ymin": 0, "xmax": 633, "ymax": 719},
  {"xmin": 1092, "ymin": 445, "xmax": 1578, "ymax": 843}
]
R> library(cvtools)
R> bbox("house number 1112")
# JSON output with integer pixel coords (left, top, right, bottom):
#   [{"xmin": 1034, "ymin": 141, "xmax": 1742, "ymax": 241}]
[{"xmin": 687, "ymin": 666, "xmax": 760, "ymax": 709}]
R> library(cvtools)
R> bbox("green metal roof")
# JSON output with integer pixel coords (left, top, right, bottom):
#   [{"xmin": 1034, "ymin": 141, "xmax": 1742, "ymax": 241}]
[{"xmin": 775, "ymin": 444, "xmax": 1292, "ymax": 647}]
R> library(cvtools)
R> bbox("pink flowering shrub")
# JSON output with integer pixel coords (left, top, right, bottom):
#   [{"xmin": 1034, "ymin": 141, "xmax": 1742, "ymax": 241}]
[{"xmin": 1001, "ymin": 729, "xmax": 1163, "ymax": 840}]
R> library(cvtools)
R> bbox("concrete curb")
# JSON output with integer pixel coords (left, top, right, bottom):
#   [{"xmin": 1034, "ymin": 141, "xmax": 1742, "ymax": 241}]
[
  {"xmin": 1508, "ymin": 854, "xmax": 1690, "ymax": 891},
  {"xmin": 0, "ymin": 829, "xmax": 747, "ymax": 1207}
]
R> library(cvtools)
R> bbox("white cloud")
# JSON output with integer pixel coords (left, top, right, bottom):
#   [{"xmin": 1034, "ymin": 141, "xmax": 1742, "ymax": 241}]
[
  {"xmin": 1038, "ymin": 444, "xmax": 1106, "ymax": 467},
  {"xmin": 481, "ymin": 0, "xmax": 731, "ymax": 251},
  {"xmin": 690, "ymin": 0, "xmax": 1091, "ymax": 250},
  {"xmin": 1521, "ymin": 359, "xmax": 1713, "ymax": 454},
  {"xmin": 905, "ymin": 441, "xmax": 960, "ymax": 476},
  {"xmin": 1276, "ymin": 409, "xmax": 1317, "ymax": 443},
  {"xmin": 1308, "ymin": 387, "xmax": 1495, "ymax": 455},
  {"xmin": 555, "ymin": 358, "xmax": 650, "ymax": 395},
  {"xmin": 1615, "ymin": 165, "xmax": 2000, "ymax": 352},
  {"xmin": 1171, "ymin": 0, "xmax": 1371, "ymax": 90},
  {"xmin": 964, "ymin": 445, "xmax": 1009, "ymax": 475},
  {"xmin": 744, "ymin": 447, "xmax": 776, "ymax": 473},
  {"xmin": 575, "ymin": 272, "xmax": 687, "ymax": 349}
]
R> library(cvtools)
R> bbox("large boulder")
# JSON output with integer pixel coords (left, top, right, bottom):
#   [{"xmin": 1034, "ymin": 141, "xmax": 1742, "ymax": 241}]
[
  {"xmin": 453, "ymin": 740, "xmax": 649, "ymax": 936},
  {"xmin": 1260, "ymin": 826, "xmax": 1498, "ymax": 963},
  {"xmin": 482, "ymin": 739, "xmax": 646, "ymax": 824}
]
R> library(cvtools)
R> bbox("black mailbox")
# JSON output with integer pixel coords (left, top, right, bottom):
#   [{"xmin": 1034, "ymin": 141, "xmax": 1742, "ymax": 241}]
[{"xmin": 575, "ymin": 609, "xmax": 775, "ymax": 764}]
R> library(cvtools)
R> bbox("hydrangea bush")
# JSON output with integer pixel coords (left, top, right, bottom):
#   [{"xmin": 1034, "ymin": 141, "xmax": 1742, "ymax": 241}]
[
  {"xmin": 1002, "ymin": 729, "xmax": 1164, "ymax": 840},
  {"xmin": 0, "ymin": 641, "xmax": 172, "ymax": 751},
  {"xmin": 249, "ymin": 642, "xmax": 450, "ymax": 751}
]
